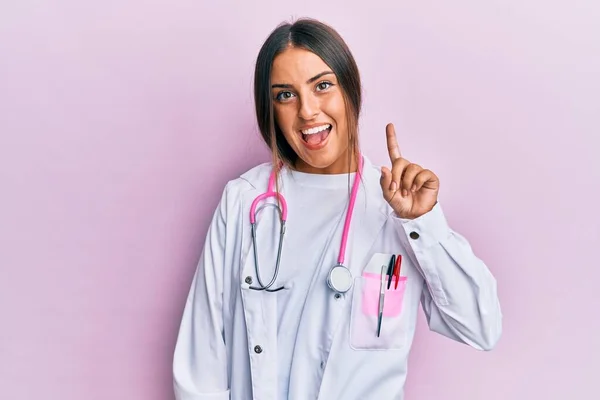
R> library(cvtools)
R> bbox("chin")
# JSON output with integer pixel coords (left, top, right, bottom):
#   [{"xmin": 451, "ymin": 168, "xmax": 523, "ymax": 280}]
[{"xmin": 296, "ymin": 150, "xmax": 349, "ymax": 174}]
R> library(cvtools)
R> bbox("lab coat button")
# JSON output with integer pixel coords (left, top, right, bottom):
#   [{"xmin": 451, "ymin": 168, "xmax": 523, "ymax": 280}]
[
  {"xmin": 254, "ymin": 345, "xmax": 263, "ymax": 354},
  {"xmin": 245, "ymin": 276, "xmax": 253, "ymax": 284},
  {"xmin": 409, "ymin": 231, "xmax": 420, "ymax": 240}
]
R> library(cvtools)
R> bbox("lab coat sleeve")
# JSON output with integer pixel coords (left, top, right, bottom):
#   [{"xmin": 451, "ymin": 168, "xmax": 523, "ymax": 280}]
[
  {"xmin": 172, "ymin": 186, "xmax": 230, "ymax": 400},
  {"xmin": 393, "ymin": 202, "xmax": 502, "ymax": 351}
]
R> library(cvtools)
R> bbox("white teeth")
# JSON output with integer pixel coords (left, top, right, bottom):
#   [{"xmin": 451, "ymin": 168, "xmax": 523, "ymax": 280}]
[{"xmin": 301, "ymin": 124, "xmax": 331, "ymax": 135}]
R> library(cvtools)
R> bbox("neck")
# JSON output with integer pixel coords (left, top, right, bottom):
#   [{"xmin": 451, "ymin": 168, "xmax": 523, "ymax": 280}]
[{"xmin": 294, "ymin": 151, "xmax": 359, "ymax": 175}]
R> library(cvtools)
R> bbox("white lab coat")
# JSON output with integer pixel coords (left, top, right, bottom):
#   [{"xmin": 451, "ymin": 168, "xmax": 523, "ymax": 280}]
[{"xmin": 173, "ymin": 156, "xmax": 502, "ymax": 400}]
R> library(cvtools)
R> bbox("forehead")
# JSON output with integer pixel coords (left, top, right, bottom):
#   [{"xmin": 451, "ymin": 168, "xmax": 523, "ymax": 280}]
[{"xmin": 271, "ymin": 47, "xmax": 331, "ymax": 83}]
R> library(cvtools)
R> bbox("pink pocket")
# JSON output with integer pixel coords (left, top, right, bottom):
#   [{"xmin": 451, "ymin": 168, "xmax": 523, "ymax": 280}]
[
  {"xmin": 361, "ymin": 273, "xmax": 407, "ymax": 317},
  {"xmin": 349, "ymin": 275, "xmax": 409, "ymax": 350}
]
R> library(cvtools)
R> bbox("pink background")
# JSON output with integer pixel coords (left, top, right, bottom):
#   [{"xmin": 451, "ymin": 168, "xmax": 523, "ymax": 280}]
[{"xmin": 1, "ymin": 1, "xmax": 598, "ymax": 399}]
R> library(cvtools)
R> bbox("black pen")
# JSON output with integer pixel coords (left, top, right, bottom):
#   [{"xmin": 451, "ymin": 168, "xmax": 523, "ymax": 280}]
[{"xmin": 386, "ymin": 255, "xmax": 395, "ymax": 290}]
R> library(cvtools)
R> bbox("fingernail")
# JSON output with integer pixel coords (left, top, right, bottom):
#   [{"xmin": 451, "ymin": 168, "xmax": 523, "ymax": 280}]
[
  {"xmin": 402, "ymin": 189, "xmax": 408, "ymax": 197},
  {"xmin": 390, "ymin": 182, "xmax": 397, "ymax": 191},
  {"xmin": 411, "ymin": 185, "xmax": 416, "ymax": 192}
]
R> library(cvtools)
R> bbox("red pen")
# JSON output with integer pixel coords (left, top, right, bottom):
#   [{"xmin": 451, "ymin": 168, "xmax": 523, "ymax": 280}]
[{"xmin": 393, "ymin": 254, "xmax": 402, "ymax": 289}]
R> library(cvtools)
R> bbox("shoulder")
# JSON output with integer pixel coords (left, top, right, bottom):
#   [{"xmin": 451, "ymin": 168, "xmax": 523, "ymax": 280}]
[
  {"xmin": 219, "ymin": 162, "xmax": 274, "ymax": 203},
  {"xmin": 209, "ymin": 162, "xmax": 274, "ymax": 223},
  {"xmin": 361, "ymin": 155, "xmax": 395, "ymax": 212},
  {"xmin": 362, "ymin": 155, "xmax": 383, "ymax": 182},
  {"xmin": 361, "ymin": 155, "xmax": 384, "ymax": 192},
  {"xmin": 228, "ymin": 162, "xmax": 272, "ymax": 191}
]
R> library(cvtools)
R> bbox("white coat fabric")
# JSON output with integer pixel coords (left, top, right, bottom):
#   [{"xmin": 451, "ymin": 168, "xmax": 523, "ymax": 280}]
[{"xmin": 172, "ymin": 156, "xmax": 502, "ymax": 400}]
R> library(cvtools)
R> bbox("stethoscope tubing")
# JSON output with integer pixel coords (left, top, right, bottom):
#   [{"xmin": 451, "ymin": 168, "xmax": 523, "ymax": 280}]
[{"xmin": 247, "ymin": 156, "xmax": 363, "ymax": 293}]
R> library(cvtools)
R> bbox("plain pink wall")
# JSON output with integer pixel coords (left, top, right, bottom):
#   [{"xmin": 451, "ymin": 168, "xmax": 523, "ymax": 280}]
[{"xmin": 1, "ymin": 1, "xmax": 598, "ymax": 399}]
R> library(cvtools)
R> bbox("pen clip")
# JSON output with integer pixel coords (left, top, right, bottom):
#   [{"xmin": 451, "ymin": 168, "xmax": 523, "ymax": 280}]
[{"xmin": 379, "ymin": 264, "xmax": 387, "ymax": 294}]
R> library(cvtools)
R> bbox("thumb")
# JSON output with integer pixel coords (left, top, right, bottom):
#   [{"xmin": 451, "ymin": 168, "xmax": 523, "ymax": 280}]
[{"xmin": 380, "ymin": 166, "xmax": 392, "ymax": 195}]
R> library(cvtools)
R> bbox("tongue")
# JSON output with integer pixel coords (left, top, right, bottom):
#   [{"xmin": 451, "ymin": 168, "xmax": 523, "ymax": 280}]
[{"xmin": 305, "ymin": 129, "xmax": 328, "ymax": 145}]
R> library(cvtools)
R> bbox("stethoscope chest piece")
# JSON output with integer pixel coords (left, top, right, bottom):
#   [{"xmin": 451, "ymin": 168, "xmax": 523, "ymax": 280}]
[{"xmin": 327, "ymin": 264, "xmax": 353, "ymax": 294}]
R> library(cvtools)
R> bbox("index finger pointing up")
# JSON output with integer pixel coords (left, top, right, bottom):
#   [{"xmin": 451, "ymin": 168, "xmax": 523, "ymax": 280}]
[{"xmin": 386, "ymin": 123, "xmax": 402, "ymax": 162}]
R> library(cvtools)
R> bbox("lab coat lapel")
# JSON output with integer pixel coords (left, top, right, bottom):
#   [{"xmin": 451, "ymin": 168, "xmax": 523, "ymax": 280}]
[
  {"xmin": 346, "ymin": 157, "xmax": 391, "ymax": 276},
  {"xmin": 324, "ymin": 158, "xmax": 390, "ymax": 344},
  {"xmin": 238, "ymin": 172, "xmax": 279, "ymax": 400}
]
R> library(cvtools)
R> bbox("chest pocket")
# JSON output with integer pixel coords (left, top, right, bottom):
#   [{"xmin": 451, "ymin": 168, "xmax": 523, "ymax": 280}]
[{"xmin": 349, "ymin": 253, "xmax": 409, "ymax": 350}]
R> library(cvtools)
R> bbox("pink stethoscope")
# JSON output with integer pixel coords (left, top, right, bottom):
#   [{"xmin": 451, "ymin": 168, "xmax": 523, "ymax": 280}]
[{"xmin": 248, "ymin": 156, "xmax": 364, "ymax": 293}]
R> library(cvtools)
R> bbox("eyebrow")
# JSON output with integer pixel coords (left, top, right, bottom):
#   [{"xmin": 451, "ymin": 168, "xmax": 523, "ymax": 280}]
[{"xmin": 271, "ymin": 71, "xmax": 334, "ymax": 89}]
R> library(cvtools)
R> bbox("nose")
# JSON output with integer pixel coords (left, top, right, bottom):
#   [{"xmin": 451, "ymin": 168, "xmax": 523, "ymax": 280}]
[{"xmin": 298, "ymin": 93, "xmax": 320, "ymax": 120}]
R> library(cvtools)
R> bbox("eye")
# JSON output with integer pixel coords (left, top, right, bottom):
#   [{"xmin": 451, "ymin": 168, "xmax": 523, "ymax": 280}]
[
  {"xmin": 276, "ymin": 91, "xmax": 295, "ymax": 102},
  {"xmin": 316, "ymin": 81, "xmax": 333, "ymax": 91}
]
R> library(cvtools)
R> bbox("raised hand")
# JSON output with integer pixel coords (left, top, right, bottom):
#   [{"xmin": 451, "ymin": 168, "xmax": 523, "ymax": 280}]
[{"xmin": 380, "ymin": 123, "xmax": 439, "ymax": 219}]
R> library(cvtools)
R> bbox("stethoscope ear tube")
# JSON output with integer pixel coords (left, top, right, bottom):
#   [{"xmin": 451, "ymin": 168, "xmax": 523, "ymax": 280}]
[{"xmin": 248, "ymin": 217, "xmax": 286, "ymax": 292}]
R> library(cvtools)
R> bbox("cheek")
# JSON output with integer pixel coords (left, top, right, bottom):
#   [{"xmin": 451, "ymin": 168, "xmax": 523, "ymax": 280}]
[
  {"xmin": 323, "ymin": 95, "xmax": 346, "ymax": 123},
  {"xmin": 273, "ymin": 106, "xmax": 299, "ymax": 145},
  {"xmin": 274, "ymin": 106, "xmax": 294, "ymax": 130},
  {"xmin": 321, "ymin": 93, "xmax": 346, "ymax": 118}
]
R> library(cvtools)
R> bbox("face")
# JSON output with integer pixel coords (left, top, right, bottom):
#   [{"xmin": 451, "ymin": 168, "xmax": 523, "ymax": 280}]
[{"xmin": 270, "ymin": 47, "xmax": 354, "ymax": 174}]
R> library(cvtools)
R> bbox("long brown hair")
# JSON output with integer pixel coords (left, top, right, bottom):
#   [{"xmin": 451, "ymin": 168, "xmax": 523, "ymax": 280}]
[{"xmin": 253, "ymin": 18, "xmax": 362, "ymax": 177}]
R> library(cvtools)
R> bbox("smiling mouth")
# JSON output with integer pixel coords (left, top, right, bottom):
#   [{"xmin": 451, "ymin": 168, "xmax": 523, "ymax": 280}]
[{"xmin": 300, "ymin": 124, "xmax": 332, "ymax": 145}]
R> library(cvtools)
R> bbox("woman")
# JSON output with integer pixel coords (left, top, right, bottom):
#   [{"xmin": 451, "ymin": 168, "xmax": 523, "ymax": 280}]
[{"xmin": 173, "ymin": 18, "xmax": 502, "ymax": 400}]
